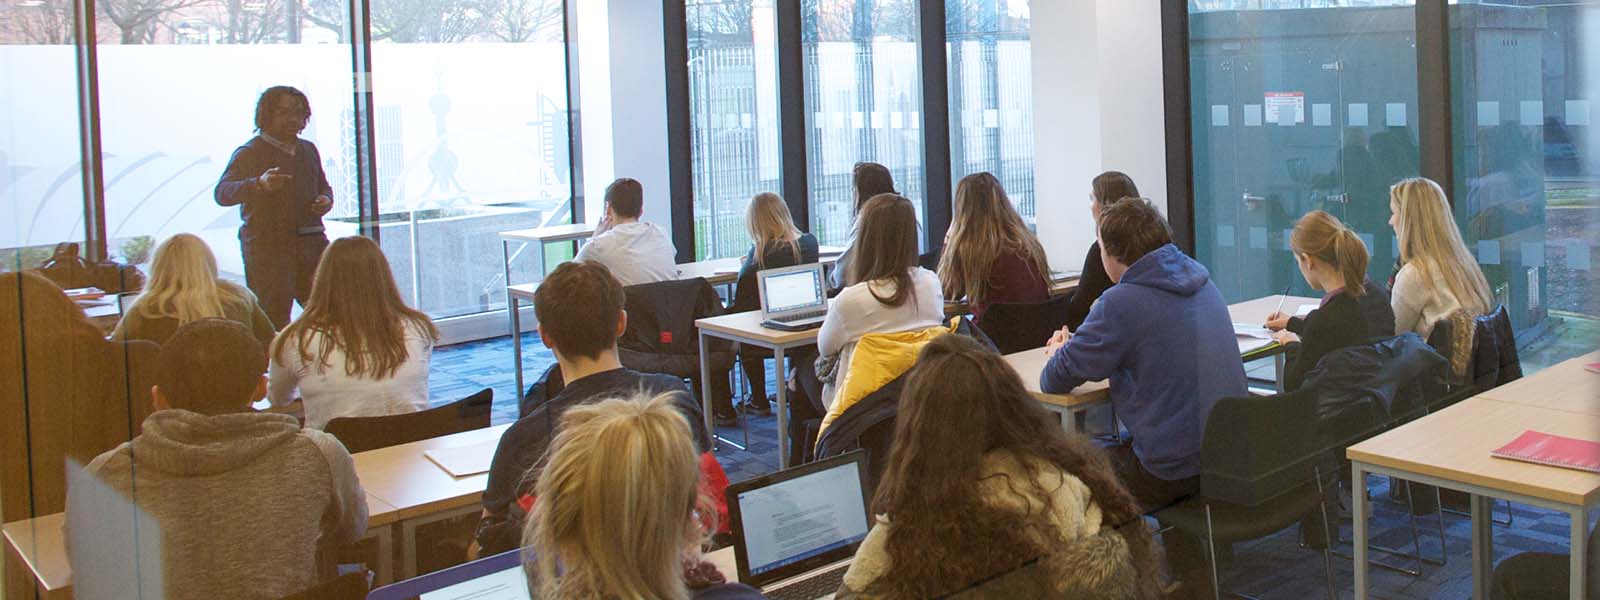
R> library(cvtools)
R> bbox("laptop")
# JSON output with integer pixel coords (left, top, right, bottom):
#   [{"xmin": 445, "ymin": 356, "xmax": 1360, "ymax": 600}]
[
  {"xmin": 367, "ymin": 548, "xmax": 529, "ymax": 600},
  {"xmin": 725, "ymin": 450, "xmax": 871, "ymax": 600},
  {"xmin": 757, "ymin": 263, "xmax": 829, "ymax": 331}
]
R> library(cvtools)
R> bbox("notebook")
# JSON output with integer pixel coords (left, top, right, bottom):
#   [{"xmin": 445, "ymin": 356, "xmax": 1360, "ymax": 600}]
[
  {"xmin": 1490, "ymin": 430, "xmax": 1600, "ymax": 474},
  {"xmin": 1585, "ymin": 362, "xmax": 1600, "ymax": 375},
  {"xmin": 424, "ymin": 439, "xmax": 499, "ymax": 477}
]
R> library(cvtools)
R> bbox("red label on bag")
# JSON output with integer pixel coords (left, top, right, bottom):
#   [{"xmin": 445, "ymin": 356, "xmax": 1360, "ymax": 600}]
[{"xmin": 660, "ymin": 332, "xmax": 673, "ymax": 344}]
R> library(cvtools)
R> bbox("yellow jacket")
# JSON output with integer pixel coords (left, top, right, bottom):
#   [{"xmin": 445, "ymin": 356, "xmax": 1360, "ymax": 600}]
[{"xmin": 818, "ymin": 318, "xmax": 963, "ymax": 438}]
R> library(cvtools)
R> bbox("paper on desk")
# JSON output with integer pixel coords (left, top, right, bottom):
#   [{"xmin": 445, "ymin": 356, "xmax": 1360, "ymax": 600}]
[
  {"xmin": 1050, "ymin": 270, "xmax": 1082, "ymax": 281},
  {"xmin": 1233, "ymin": 323, "xmax": 1273, "ymax": 340},
  {"xmin": 1294, "ymin": 304, "xmax": 1317, "ymax": 317},
  {"xmin": 67, "ymin": 460, "xmax": 165, "ymax": 599},
  {"xmin": 424, "ymin": 439, "xmax": 499, "ymax": 477},
  {"xmin": 1238, "ymin": 337, "xmax": 1277, "ymax": 356}
]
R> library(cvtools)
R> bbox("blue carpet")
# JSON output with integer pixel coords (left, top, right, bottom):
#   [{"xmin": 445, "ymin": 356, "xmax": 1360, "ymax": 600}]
[{"xmin": 430, "ymin": 334, "xmax": 1585, "ymax": 599}]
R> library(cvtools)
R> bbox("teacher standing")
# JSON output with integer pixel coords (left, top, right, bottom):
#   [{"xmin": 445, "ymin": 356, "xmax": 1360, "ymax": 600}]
[{"xmin": 214, "ymin": 86, "xmax": 334, "ymax": 329}]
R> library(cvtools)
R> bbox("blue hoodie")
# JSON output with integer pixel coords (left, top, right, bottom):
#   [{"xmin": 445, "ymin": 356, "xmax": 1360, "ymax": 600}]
[{"xmin": 1040, "ymin": 243, "xmax": 1246, "ymax": 480}]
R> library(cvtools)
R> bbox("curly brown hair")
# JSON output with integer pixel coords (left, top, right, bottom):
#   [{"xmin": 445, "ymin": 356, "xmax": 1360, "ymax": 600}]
[{"xmin": 871, "ymin": 334, "xmax": 1164, "ymax": 598}]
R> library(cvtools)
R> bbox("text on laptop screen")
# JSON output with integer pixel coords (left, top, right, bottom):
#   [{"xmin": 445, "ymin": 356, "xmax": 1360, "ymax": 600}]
[
  {"xmin": 762, "ymin": 269, "xmax": 824, "ymax": 314},
  {"xmin": 737, "ymin": 460, "xmax": 870, "ymax": 576},
  {"xmin": 418, "ymin": 565, "xmax": 529, "ymax": 600}
]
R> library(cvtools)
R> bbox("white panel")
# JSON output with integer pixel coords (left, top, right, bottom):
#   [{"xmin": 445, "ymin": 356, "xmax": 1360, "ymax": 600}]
[
  {"xmin": 1348, "ymin": 103, "xmax": 1369, "ymax": 127},
  {"xmin": 1519, "ymin": 100, "xmax": 1542, "ymax": 126},
  {"xmin": 1568, "ymin": 99, "xmax": 1591, "ymax": 126},
  {"xmin": 1385, "ymin": 102, "xmax": 1406, "ymax": 127},
  {"xmin": 1478, "ymin": 240, "xmax": 1501, "ymax": 265},
  {"xmin": 1477, "ymin": 101, "xmax": 1500, "ymax": 127},
  {"xmin": 1312, "ymin": 103, "xmax": 1332, "ymax": 127},
  {"xmin": 1212, "ymin": 104, "xmax": 1230, "ymax": 127},
  {"xmin": 1244, "ymin": 104, "xmax": 1263, "ymax": 127}
]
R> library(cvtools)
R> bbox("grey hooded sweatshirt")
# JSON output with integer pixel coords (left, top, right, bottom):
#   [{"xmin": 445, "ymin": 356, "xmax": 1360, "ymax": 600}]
[{"xmin": 74, "ymin": 409, "xmax": 367, "ymax": 599}]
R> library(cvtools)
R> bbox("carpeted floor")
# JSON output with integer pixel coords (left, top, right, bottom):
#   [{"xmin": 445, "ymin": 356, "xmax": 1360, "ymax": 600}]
[{"xmin": 429, "ymin": 329, "xmax": 1593, "ymax": 599}]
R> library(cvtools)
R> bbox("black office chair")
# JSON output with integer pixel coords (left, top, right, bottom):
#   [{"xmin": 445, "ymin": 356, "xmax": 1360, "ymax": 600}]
[
  {"xmin": 323, "ymin": 389, "xmax": 493, "ymax": 454},
  {"xmin": 1155, "ymin": 388, "xmax": 1336, "ymax": 600},
  {"xmin": 976, "ymin": 294, "xmax": 1075, "ymax": 354},
  {"xmin": 617, "ymin": 278, "xmax": 737, "ymax": 443}
]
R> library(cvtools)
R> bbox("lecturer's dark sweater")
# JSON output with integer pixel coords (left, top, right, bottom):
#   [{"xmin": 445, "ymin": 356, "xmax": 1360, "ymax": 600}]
[
  {"xmin": 1282, "ymin": 291, "xmax": 1371, "ymax": 392},
  {"xmin": 214, "ymin": 136, "xmax": 333, "ymax": 244}
]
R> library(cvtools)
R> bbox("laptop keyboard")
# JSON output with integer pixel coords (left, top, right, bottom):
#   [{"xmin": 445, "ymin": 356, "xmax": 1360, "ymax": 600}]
[
  {"xmin": 765, "ymin": 564, "xmax": 848, "ymax": 600},
  {"xmin": 775, "ymin": 309, "xmax": 826, "ymax": 323}
]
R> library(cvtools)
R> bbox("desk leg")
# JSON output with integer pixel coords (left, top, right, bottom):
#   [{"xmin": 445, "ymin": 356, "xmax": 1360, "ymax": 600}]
[
  {"xmin": 774, "ymin": 346, "xmax": 789, "ymax": 469},
  {"xmin": 367, "ymin": 524, "xmax": 394, "ymax": 586},
  {"xmin": 1274, "ymin": 352, "xmax": 1286, "ymax": 393},
  {"xmin": 1471, "ymin": 494, "xmax": 1493, "ymax": 599},
  {"xmin": 509, "ymin": 293, "xmax": 523, "ymax": 401},
  {"xmin": 699, "ymin": 330, "xmax": 716, "ymax": 451},
  {"xmin": 1569, "ymin": 507, "xmax": 1589, "ymax": 600},
  {"xmin": 1353, "ymin": 462, "xmax": 1369, "ymax": 600}
]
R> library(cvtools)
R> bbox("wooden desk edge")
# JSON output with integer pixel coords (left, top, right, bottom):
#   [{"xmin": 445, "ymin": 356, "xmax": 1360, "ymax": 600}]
[
  {"xmin": 1030, "ymin": 386, "xmax": 1110, "ymax": 410},
  {"xmin": 1345, "ymin": 447, "xmax": 1600, "ymax": 508},
  {"xmin": 3, "ymin": 516, "xmax": 69, "ymax": 591}
]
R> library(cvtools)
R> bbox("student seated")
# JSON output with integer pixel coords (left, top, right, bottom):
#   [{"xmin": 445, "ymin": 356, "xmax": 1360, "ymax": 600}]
[
  {"xmin": 113, "ymin": 233, "xmax": 276, "ymax": 346},
  {"xmin": 936, "ymin": 172, "xmax": 1050, "ymax": 321},
  {"xmin": 838, "ymin": 334, "xmax": 1161, "ymax": 598},
  {"xmin": 1266, "ymin": 210, "xmax": 1375, "ymax": 391},
  {"xmin": 267, "ymin": 236, "xmax": 438, "ymax": 429},
  {"xmin": 1065, "ymin": 171, "xmax": 1141, "ymax": 330},
  {"xmin": 1267, "ymin": 271, "xmax": 1395, "ymax": 345},
  {"xmin": 1387, "ymin": 176, "xmax": 1493, "ymax": 340},
  {"xmin": 829, "ymin": 162, "xmax": 897, "ymax": 292},
  {"xmin": 814, "ymin": 194, "xmax": 944, "ymax": 411},
  {"xmin": 729, "ymin": 192, "xmax": 819, "ymax": 417},
  {"xmin": 574, "ymin": 177, "xmax": 678, "ymax": 286},
  {"xmin": 524, "ymin": 393, "xmax": 763, "ymax": 599},
  {"xmin": 72, "ymin": 319, "xmax": 367, "ymax": 600},
  {"xmin": 475, "ymin": 261, "xmax": 718, "ymax": 555}
]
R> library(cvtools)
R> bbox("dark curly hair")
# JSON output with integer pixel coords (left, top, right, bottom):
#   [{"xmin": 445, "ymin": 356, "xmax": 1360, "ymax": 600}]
[
  {"xmin": 871, "ymin": 334, "xmax": 1164, "ymax": 598},
  {"xmin": 254, "ymin": 85, "xmax": 310, "ymax": 132}
]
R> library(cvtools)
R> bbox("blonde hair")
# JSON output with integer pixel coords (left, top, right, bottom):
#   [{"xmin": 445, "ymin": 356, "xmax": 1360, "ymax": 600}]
[
  {"xmin": 1390, "ymin": 177, "xmax": 1493, "ymax": 315},
  {"xmin": 123, "ymin": 233, "xmax": 252, "ymax": 327},
  {"xmin": 745, "ymin": 192, "xmax": 802, "ymax": 269},
  {"xmin": 523, "ymin": 393, "xmax": 709, "ymax": 600},
  {"xmin": 938, "ymin": 172, "xmax": 1050, "ymax": 308},
  {"xmin": 1291, "ymin": 210, "xmax": 1369, "ymax": 297}
]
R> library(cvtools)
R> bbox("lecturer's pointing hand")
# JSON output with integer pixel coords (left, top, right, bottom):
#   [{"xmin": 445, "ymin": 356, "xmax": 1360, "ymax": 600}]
[{"xmin": 258, "ymin": 167, "xmax": 291, "ymax": 191}]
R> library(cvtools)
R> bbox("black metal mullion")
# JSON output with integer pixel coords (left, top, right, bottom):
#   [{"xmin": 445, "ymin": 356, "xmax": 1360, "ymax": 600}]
[
  {"xmin": 777, "ymin": 0, "xmax": 809, "ymax": 231},
  {"xmin": 1161, "ymin": 0, "xmax": 1196, "ymax": 254},
  {"xmin": 349, "ymin": 0, "xmax": 379, "ymax": 242},
  {"xmin": 563, "ymin": 0, "xmax": 585, "ymax": 224},
  {"xmin": 919, "ymin": 0, "xmax": 952, "ymax": 250},
  {"xmin": 663, "ymin": 0, "xmax": 694, "ymax": 263},
  {"xmin": 1416, "ymin": 0, "xmax": 1453, "ymax": 202},
  {"xmin": 74, "ymin": 0, "xmax": 107, "ymax": 262}
]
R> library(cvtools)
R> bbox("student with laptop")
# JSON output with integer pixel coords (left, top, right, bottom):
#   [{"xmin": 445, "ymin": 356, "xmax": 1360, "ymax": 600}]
[
  {"xmin": 935, "ymin": 172, "xmax": 1051, "ymax": 322},
  {"xmin": 812, "ymin": 194, "xmax": 944, "ymax": 411},
  {"xmin": 828, "ymin": 162, "xmax": 897, "ymax": 293},
  {"xmin": 574, "ymin": 177, "xmax": 679, "ymax": 286},
  {"xmin": 72, "ymin": 319, "xmax": 368, "ymax": 600},
  {"xmin": 1039, "ymin": 198, "xmax": 1245, "ymax": 589},
  {"xmin": 730, "ymin": 192, "xmax": 819, "ymax": 416},
  {"xmin": 524, "ymin": 393, "xmax": 765, "ymax": 599},
  {"xmin": 837, "ymin": 334, "xmax": 1160, "ymax": 598},
  {"xmin": 474, "ymin": 261, "xmax": 716, "ymax": 555}
]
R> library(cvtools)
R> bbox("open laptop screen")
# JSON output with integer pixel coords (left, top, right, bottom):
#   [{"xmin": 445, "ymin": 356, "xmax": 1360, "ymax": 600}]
[
  {"xmin": 760, "ymin": 267, "xmax": 825, "ymax": 314},
  {"xmin": 733, "ymin": 457, "xmax": 870, "ymax": 579},
  {"xmin": 368, "ymin": 548, "xmax": 529, "ymax": 600}
]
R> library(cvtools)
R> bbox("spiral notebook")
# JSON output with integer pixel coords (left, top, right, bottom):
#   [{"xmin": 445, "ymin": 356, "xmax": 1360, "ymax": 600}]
[{"xmin": 1490, "ymin": 430, "xmax": 1600, "ymax": 474}]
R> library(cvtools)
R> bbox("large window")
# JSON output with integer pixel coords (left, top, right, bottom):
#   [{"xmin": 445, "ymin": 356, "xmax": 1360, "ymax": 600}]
[
  {"xmin": 1188, "ymin": 1, "xmax": 1419, "ymax": 302},
  {"xmin": 1, "ymin": 10, "xmax": 85, "ymax": 271},
  {"xmin": 1450, "ymin": 0, "xmax": 1598, "ymax": 367},
  {"xmin": 368, "ymin": 0, "xmax": 571, "ymax": 319},
  {"xmin": 946, "ymin": 0, "xmax": 1034, "ymax": 224},
  {"xmin": 802, "ymin": 0, "xmax": 925, "ymax": 248},
  {"xmin": 687, "ymin": 0, "xmax": 781, "ymax": 260},
  {"xmin": 94, "ymin": 0, "xmax": 356, "ymax": 284}
]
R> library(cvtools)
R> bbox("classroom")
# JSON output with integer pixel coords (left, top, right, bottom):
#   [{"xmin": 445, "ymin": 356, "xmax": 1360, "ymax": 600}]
[{"xmin": 2, "ymin": 1, "xmax": 1597, "ymax": 599}]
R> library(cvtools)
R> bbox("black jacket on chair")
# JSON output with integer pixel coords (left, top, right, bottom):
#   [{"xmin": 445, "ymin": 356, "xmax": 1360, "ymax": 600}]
[
  {"xmin": 1303, "ymin": 333, "xmax": 1449, "ymax": 446},
  {"xmin": 616, "ymin": 278, "xmax": 736, "ymax": 403},
  {"xmin": 1470, "ymin": 305, "xmax": 1522, "ymax": 391}
]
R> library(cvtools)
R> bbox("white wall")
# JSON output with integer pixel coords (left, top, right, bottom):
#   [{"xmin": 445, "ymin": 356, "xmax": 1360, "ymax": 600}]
[
  {"xmin": 600, "ymin": 0, "xmax": 673, "ymax": 229},
  {"xmin": 1031, "ymin": 0, "xmax": 1169, "ymax": 268}
]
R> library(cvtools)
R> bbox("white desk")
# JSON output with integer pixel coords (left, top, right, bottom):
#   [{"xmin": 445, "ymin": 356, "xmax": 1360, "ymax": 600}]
[
  {"xmin": 695, "ymin": 311, "xmax": 824, "ymax": 468},
  {"xmin": 1348, "ymin": 397, "xmax": 1599, "ymax": 599}
]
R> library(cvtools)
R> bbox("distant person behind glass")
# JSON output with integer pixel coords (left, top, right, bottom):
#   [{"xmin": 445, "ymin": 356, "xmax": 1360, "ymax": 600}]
[
  {"xmin": 113, "ymin": 233, "xmax": 276, "ymax": 346},
  {"xmin": 214, "ymin": 85, "xmax": 335, "ymax": 329},
  {"xmin": 268, "ymin": 236, "xmax": 439, "ymax": 429}
]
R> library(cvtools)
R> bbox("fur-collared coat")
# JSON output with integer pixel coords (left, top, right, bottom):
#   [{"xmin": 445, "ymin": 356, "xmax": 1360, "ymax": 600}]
[{"xmin": 835, "ymin": 450, "xmax": 1153, "ymax": 599}]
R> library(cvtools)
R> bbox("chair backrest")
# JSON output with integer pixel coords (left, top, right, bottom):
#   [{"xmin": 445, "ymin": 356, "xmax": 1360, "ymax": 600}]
[
  {"xmin": 618, "ymin": 277, "xmax": 723, "ymax": 357},
  {"xmin": 976, "ymin": 294, "xmax": 1074, "ymax": 354},
  {"xmin": 323, "ymin": 388, "xmax": 493, "ymax": 454},
  {"xmin": 1198, "ymin": 388, "xmax": 1322, "ymax": 507}
]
